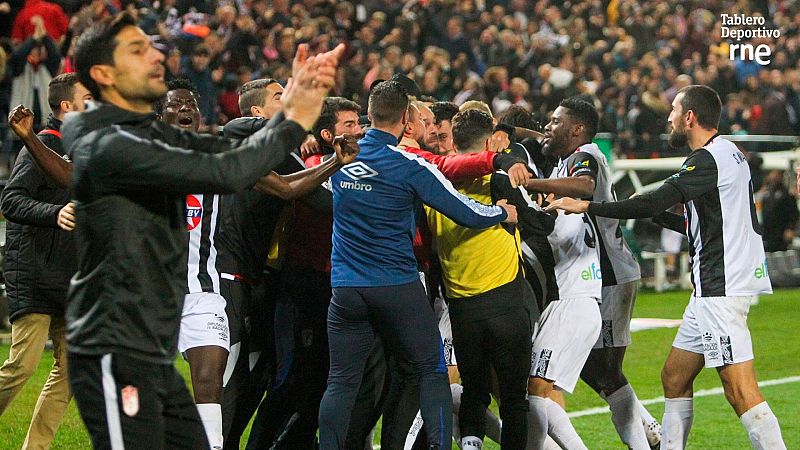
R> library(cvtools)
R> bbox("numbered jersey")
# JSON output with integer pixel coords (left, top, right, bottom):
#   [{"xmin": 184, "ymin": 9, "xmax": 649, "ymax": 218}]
[
  {"xmin": 521, "ymin": 152, "xmax": 602, "ymax": 302},
  {"xmin": 663, "ymin": 136, "xmax": 771, "ymax": 297},
  {"xmin": 572, "ymin": 144, "xmax": 641, "ymax": 286}
]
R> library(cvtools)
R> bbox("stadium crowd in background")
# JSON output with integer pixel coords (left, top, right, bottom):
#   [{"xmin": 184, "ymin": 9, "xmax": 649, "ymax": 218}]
[
  {"xmin": 0, "ymin": 1, "xmax": 797, "ymax": 450},
  {"xmin": 1, "ymin": 0, "xmax": 800, "ymax": 161}
]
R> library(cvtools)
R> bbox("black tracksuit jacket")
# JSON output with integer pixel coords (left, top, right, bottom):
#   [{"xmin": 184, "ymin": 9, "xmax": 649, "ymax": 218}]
[{"xmin": 62, "ymin": 102, "xmax": 306, "ymax": 363}]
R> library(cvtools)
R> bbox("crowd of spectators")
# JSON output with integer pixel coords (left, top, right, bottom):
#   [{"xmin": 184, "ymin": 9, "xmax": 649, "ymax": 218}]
[{"xmin": 1, "ymin": 0, "xmax": 799, "ymax": 161}]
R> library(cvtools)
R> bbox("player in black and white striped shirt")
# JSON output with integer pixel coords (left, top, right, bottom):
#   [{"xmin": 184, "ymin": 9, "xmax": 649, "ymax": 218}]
[
  {"xmin": 525, "ymin": 97, "xmax": 658, "ymax": 449},
  {"xmin": 549, "ymin": 85, "xmax": 785, "ymax": 450}
]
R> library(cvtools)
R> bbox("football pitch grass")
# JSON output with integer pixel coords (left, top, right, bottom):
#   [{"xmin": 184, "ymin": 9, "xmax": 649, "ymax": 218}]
[{"xmin": 1, "ymin": 289, "xmax": 798, "ymax": 449}]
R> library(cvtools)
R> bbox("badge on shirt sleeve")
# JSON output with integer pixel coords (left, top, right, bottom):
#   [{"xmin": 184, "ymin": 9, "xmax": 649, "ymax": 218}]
[{"xmin": 121, "ymin": 385, "xmax": 140, "ymax": 417}]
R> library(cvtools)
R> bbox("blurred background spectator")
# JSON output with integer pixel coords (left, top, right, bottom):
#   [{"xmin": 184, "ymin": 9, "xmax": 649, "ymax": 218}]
[{"xmin": 0, "ymin": 0, "xmax": 798, "ymax": 165}]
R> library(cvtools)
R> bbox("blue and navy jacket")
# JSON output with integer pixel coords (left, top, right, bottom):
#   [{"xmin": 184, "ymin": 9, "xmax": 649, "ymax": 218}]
[{"xmin": 331, "ymin": 128, "xmax": 508, "ymax": 288}]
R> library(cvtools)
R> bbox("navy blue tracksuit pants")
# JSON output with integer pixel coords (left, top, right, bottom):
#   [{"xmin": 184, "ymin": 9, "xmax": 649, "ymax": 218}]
[{"xmin": 318, "ymin": 279, "xmax": 452, "ymax": 449}]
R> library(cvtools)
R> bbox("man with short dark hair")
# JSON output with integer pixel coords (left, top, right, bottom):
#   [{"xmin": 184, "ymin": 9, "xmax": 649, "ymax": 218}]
[
  {"xmin": 525, "ymin": 96, "xmax": 656, "ymax": 449},
  {"xmin": 549, "ymin": 85, "xmax": 785, "ymax": 450},
  {"xmin": 427, "ymin": 102, "xmax": 459, "ymax": 155},
  {"xmin": 237, "ymin": 78, "xmax": 283, "ymax": 119},
  {"xmin": 319, "ymin": 80, "xmax": 517, "ymax": 450},
  {"xmin": 0, "ymin": 71, "xmax": 90, "ymax": 450},
  {"xmin": 57, "ymin": 12, "xmax": 343, "ymax": 449},
  {"xmin": 220, "ymin": 82, "xmax": 359, "ymax": 450},
  {"xmin": 427, "ymin": 109, "xmax": 544, "ymax": 450}
]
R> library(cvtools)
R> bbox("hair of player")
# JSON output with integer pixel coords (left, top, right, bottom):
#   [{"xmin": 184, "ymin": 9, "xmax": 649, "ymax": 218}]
[
  {"xmin": 498, "ymin": 105, "xmax": 540, "ymax": 131},
  {"xmin": 74, "ymin": 11, "xmax": 138, "ymax": 100},
  {"xmin": 417, "ymin": 95, "xmax": 437, "ymax": 104},
  {"xmin": 367, "ymin": 80, "xmax": 409, "ymax": 127},
  {"xmin": 237, "ymin": 78, "xmax": 278, "ymax": 116},
  {"xmin": 676, "ymin": 84, "xmax": 722, "ymax": 130},
  {"xmin": 47, "ymin": 72, "xmax": 80, "ymax": 111},
  {"xmin": 314, "ymin": 96, "xmax": 361, "ymax": 144},
  {"xmin": 459, "ymin": 100, "xmax": 493, "ymax": 118},
  {"xmin": 559, "ymin": 96, "xmax": 599, "ymax": 140},
  {"xmin": 451, "ymin": 109, "xmax": 494, "ymax": 152},
  {"xmin": 153, "ymin": 78, "xmax": 200, "ymax": 116},
  {"xmin": 430, "ymin": 101, "xmax": 460, "ymax": 125}
]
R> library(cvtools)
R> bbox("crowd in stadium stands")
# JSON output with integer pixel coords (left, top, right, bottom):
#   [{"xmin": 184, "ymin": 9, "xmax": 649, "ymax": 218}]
[{"xmin": 1, "ymin": 0, "xmax": 799, "ymax": 160}]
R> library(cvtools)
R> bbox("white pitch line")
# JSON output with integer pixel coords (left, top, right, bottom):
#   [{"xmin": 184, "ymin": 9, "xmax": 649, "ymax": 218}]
[
  {"xmin": 369, "ymin": 377, "xmax": 800, "ymax": 449},
  {"xmin": 568, "ymin": 375, "xmax": 800, "ymax": 418}
]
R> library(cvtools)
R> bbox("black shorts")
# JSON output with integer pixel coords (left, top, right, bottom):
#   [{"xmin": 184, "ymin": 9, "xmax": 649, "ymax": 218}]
[{"xmin": 68, "ymin": 352, "xmax": 208, "ymax": 450}]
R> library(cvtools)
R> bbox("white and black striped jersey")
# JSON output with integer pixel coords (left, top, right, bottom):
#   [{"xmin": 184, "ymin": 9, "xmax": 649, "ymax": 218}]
[
  {"xmin": 185, "ymin": 193, "xmax": 222, "ymax": 294},
  {"xmin": 521, "ymin": 151, "xmax": 602, "ymax": 303},
  {"xmin": 570, "ymin": 143, "xmax": 641, "ymax": 286},
  {"xmin": 664, "ymin": 135, "xmax": 771, "ymax": 297}
]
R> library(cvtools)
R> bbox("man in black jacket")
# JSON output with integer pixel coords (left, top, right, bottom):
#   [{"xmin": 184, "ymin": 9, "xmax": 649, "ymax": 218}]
[
  {"xmin": 33, "ymin": 12, "xmax": 342, "ymax": 449},
  {"xmin": 0, "ymin": 72, "xmax": 90, "ymax": 449}
]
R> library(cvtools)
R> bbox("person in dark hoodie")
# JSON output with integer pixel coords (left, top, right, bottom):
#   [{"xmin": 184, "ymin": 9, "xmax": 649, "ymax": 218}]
[
  {"xmin": 0, "ymin": 71, "xmax": 90, "ymax": 450},
  {"xmin": 22, "ymin": 11, "xmax": 344, "ymax": 449}
]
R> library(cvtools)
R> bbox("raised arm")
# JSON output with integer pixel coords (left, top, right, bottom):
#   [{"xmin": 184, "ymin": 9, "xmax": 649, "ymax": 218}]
[
  {"xmin": 255, "ymin": 134, "xmax": 359, "ymax": 200},
  {"xmin": 77, "ymin": 44, "xmax": 347, "ymax": 195},
  {"xmin": 545, "ymin": 181, "xmax": 684, "ymax": 222},
  {"xmin": 403, "ymin": 146, "xmax": 530, "ymax": 188},
  {"xmin": 8, "ymin": 105, "xmax": 73, "ymax": 187}
]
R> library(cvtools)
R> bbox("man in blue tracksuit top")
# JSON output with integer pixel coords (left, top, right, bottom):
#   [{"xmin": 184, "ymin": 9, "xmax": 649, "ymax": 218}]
[{"xmin": 318, "ymin": 80, "xmax": 518, "ymax": 450}]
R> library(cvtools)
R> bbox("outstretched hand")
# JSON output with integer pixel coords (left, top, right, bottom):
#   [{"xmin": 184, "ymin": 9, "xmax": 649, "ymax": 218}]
[
  {"xmin": 506, "ymin": 162, "xmax": 531, "ymax": 189},
  {"xmin": 544, "ymin": 197, "xmax": 589, "ymax": 214},
  {"xmin": 333, "ymin": 134, "xmax": 360, "ymax": 165}
]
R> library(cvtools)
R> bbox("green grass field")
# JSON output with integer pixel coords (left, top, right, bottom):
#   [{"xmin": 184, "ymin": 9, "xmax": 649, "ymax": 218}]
[{"xmin": 1, "ymin": 289, "xmax": 798, "ymax": 449}]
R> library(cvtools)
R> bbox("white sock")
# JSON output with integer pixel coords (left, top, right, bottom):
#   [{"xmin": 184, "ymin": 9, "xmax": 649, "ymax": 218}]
[
  {"xmin": 461, "ymin": 435, "xmax": 483, "ymax": 450},
  {"xmin": 638, "ymin": 400, "xmax": 657, "ymax": 425},
  {"xmin": 661, "ymin": 397, "xmax": 693, "ymax": 450},
  {"xmin": 605, "ymin": 384, "xmax": 650, "ymax": 450},
  {"xmin": 527, "ymin": 396, "xmax": 549, "ymax": 450},
  {"xmin": 451, "ymin": 384, "xmax": 463, "ymax": 445},
  {"xmin": 196, "ymin": 403, "xmax": 223, "ymax": 450},
  {"xmin": 638, "ymin": 401, "xmax": 662, "ymax": 447},
  {"xmin": 545, "ymin": 398, "xmax": 587, "ymax": 450},
  {"xmin": 740, "ymin": 401, "xmax": 786, "ymax": 450}
]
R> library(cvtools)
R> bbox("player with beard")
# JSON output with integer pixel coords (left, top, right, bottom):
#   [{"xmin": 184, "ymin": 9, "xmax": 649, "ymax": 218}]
[
  {"xmin": 27, "ymin": 11, "xmax": 344, "ymax": 448},
  {"xmin": 524, "ymin": 97, "xmax": 658, "ymax": 449},
  {"xmin": 517, "ymin": 99, "xmax": 602, "ymax": 450},
  {"xmin": 548, "ymin": 85, "xmax": 784, "ymax": 450}
]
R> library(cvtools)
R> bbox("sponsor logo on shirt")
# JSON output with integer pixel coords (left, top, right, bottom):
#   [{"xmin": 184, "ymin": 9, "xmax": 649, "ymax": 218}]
[
  {"xmin": 340, "ymin": 162, "xmax": 378, "ymax": 191},
  {"xmin": 186, "ymin": 194, "xmax": 203, "ymax": 230},
  {"xmin": 754, "ymin": 260, "xmax": 768, "ymax": 279},
  {"xmin": 581, "ymin": 262, "xmax": 602, "ymax": 281},
  {"xmin": 341, "ymin": 161, "xmax": 379, "ymax": 180},
  {"xmin": 339, "ymin": 180, "xmax": 373, "ymax": 191}
]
